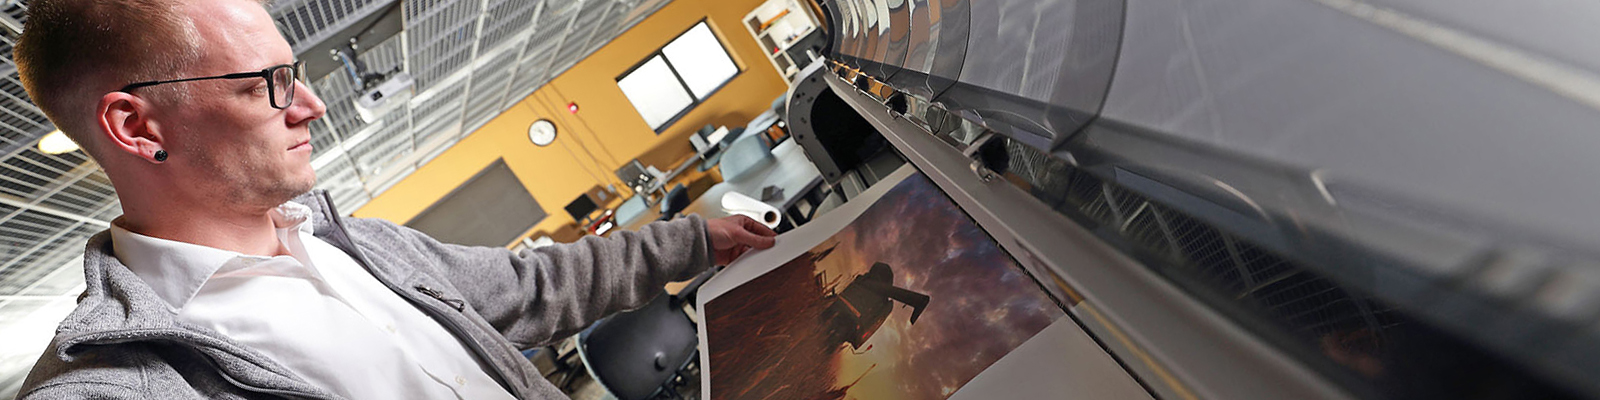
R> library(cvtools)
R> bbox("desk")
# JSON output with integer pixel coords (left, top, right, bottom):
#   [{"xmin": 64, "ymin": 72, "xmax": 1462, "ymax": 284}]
[{"xmin": 618, "ymin": 139, "xmax": 822, "ymax": 232}]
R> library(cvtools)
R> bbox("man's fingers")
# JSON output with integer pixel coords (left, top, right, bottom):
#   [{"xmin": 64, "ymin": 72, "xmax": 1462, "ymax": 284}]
[
  {"xmin": 733, "ymin": 225, "xmax": 777, "ymax": 249},
  {"xmin": 740, "ymin": 215, "xmax": 778, "ymax": 237},
  {"xmin": 709, "ymin": 215, "xmax": 778, "ymax": 254}
]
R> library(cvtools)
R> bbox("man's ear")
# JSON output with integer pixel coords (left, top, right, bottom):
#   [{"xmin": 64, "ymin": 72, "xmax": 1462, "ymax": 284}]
[{"xmin": 97, "ymin": 92, "xmax": 164, "ymax": 163}]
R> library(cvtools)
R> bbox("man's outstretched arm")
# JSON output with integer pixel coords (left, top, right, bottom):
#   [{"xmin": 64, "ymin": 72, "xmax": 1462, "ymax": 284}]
[{"xmin": 345, "ymin": 214, "xmax": 774, "ymax": 348}]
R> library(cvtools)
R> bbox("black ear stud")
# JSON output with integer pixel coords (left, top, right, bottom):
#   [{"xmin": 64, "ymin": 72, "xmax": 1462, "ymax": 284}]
[{"xmin": 154, "ymin": 150, "xmax": 168, "ymax": 162}]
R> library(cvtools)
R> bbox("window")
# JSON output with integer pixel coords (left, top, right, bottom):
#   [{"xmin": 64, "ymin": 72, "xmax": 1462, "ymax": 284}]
[{"xmin": 618, "ymin": 21, "xmax": 739, "ymax": 131}]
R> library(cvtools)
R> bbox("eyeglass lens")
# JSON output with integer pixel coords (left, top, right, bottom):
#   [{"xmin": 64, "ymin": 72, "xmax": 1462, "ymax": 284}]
[{"xmin": 271, "ymin": 65, "xmax": 296, "ymax": 109}]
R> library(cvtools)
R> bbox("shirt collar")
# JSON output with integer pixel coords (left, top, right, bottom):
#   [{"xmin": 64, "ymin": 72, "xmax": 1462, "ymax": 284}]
[
  {"xmin": 273, "ymin": 201, "xmax": 315, "ymax": 235},
  {"xmin": 110, "ymin": 201, "xmax": 315, "ymax": 310}
]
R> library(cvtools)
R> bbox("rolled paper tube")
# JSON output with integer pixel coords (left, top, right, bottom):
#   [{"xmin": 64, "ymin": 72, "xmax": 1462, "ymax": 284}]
[{"xmin": 722, "ymin": 191, "xmax": 782, "ymax": 229}]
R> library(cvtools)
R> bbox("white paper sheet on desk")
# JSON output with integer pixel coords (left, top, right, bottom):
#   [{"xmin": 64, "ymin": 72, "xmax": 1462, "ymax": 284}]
[{"xmin": 696, "ymin": 166, "xmax": 1098, "ymax": 400}]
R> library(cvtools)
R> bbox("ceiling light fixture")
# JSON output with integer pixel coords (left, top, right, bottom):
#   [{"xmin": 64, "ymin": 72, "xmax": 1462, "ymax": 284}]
[{"xmin": 37, "ymin": 130, "xmax": 79, "ymax": 155}]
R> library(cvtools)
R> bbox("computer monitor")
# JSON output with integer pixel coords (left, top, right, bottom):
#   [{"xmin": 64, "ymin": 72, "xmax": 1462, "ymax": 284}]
[{"xmin": 565, "ymin": 193, "xmax": 600, "ymax": 223}]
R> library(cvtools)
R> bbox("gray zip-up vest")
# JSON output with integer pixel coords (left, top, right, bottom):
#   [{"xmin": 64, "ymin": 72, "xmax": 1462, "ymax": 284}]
[{"xmin": 17, "ymin": 190, "xmax": 713, "ymax": 399}]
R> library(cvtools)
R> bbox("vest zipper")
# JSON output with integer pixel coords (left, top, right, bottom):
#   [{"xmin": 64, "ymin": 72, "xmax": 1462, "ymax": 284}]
[{"xmin": 415, "ymin": 284, "xmax": 466, "ymax": 311}]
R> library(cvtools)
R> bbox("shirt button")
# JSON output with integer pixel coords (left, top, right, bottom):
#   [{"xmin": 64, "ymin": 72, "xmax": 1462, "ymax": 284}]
[
  {"xmin": 455, "ymin": 375, "xmax": 467, "ymax": 386},
  {"xmin": 385, "ymin": 324, "xmax": 397, "ymax": 333}
]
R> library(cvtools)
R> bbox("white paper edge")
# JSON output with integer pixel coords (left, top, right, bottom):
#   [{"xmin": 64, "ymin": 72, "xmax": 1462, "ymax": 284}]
[{"xmin": 695, "ymin": 165, "xmax": 916, "ymax": 399}]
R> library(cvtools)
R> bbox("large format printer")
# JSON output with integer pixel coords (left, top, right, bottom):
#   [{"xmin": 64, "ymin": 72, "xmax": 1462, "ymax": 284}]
[{"xmin": 782, "ymin": 0, "xmax": 1600, "ymax": 399}]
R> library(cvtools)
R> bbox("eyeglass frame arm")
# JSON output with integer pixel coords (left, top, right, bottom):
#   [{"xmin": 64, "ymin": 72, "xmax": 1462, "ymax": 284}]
[{"xmin": 115, "ymin": 62, "xmax": 301, "ymax": 109}]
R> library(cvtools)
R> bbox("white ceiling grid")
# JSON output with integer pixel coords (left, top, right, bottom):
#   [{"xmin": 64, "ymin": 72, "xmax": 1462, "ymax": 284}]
[{"xmin": 0, "ymin": 0, "xmax": 672, "ymax": 395}]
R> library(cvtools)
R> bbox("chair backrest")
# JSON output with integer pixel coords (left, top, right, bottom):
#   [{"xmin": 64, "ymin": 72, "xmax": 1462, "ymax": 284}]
[
  {"xmin": 658, "ymin": 185, "xmax": 690, "ymax": 221},
  {"xmin": 719, "ymin": 126, "xmax": 747, "ymax": 147},
  {"xmin": 577, "ymin": 293, "xmax": 699, "ymax": 400},
  {"xmin": 614, "ymin": 195, "xmax": 650, "ymax": 226}
]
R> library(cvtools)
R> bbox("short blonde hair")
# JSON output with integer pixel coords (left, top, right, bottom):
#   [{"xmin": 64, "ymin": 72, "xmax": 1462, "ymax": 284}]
[{"xmin": 14, "ymin": 0, "xmax": 203, "ymax": 159}]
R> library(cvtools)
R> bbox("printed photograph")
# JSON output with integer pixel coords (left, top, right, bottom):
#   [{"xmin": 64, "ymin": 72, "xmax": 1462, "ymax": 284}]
[{"xmin": 705, "ymin": 174, "xmax": 1066, "ymax": 400}]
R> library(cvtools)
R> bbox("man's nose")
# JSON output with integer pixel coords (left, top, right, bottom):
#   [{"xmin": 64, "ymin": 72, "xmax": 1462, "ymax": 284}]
[{"xmin": 288, "ymin": 80, "xmax": 327, "ymax": 125}]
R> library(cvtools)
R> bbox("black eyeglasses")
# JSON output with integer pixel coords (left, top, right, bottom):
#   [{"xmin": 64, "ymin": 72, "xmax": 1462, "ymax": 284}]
[{"xmin": 119, "ymin": 61, "xmax": 306, "ymax": 110}]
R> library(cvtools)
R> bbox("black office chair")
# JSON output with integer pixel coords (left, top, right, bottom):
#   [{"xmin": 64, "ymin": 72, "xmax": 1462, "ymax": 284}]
[
  {"xmin": 720, "ymin": 126, "xmax": 746, "ymax": 147},
  {"xmin": 657, "ymin": 184, "xmax": 690, "ymax": 221},
  {"xmin": 575, "ymin": 268, "xmax": 719, "ymax": 400}
]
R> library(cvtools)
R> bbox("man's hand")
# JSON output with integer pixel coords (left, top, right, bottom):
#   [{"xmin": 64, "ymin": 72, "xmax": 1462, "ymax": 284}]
[{"xmin": 706, "ymin": 215, "xmax": 778, "ymax": 265}]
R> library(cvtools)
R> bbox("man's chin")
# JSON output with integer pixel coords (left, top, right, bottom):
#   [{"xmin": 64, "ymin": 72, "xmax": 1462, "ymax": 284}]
[
  {"xmin": 263, "ymin": 174, "xmax": 318, "ymax": 205},
  {"xmin": 287, "ymin": 175, "xmax": 317, "ymax": 198}
]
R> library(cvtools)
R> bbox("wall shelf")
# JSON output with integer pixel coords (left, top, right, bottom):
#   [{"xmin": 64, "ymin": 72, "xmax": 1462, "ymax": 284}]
[{"xmin": 743, "ymin": 0, "xmax": 819, "ymax": 83}]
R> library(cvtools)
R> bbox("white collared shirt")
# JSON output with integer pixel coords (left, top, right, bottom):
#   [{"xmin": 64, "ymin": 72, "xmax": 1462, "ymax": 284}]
[{"xmin": 110, "ymin": 202, "xmax": 515, "ymax": 400}]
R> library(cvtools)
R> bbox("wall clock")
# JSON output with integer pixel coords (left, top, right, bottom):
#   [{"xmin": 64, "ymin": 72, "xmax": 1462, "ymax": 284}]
[{"xmin": 528, "ymin": 119, "xmax": 557, "ymax": 146}]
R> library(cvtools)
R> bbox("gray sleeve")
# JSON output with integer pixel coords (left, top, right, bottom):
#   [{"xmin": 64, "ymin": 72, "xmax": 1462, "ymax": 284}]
[{"xmin": 358, "ymin": 215, "xmax": 714, "ymax": 347}]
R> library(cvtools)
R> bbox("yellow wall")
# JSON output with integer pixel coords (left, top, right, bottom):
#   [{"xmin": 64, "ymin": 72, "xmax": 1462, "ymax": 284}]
[{"xmin": 351, "ymin": 0, "xmax": 788, "ymax": 244}]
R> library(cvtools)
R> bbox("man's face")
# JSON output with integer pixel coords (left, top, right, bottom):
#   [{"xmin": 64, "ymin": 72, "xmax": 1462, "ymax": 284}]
[{"xmin": 153, "ymin": 0, "xmax": 326, "ymax": 207}]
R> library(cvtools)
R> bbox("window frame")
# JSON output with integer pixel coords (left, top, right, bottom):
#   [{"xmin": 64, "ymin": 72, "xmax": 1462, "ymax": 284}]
[{"xmin": 616, "ymin": 19, "xmax": 742, "ymax": 133}]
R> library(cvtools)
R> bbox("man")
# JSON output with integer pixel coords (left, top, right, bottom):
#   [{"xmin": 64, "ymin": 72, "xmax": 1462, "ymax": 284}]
[{"xmin": 12, "ymin": 0, "xmax": 777, "ymax": 398}]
